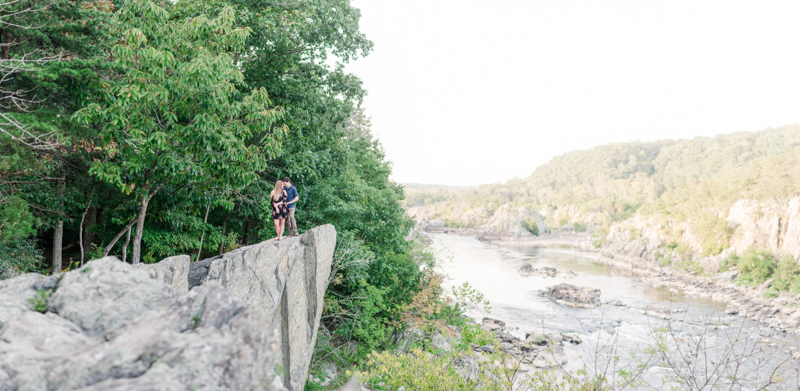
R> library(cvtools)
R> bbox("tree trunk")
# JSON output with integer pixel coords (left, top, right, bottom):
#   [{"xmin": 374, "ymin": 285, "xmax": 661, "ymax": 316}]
[
  {"xmin": 52, "ymin": 176, "xmax": 65, "ymax": 274},
  {"xmin": 82, "ymin": 205, "xmax": 96, "ymax": 258},
  {"xmin": 121, "ymin": 226, "xmax": 132, "ymax": 263},
  {"xmin": 131, "ymin": 192, "xmax": 149, "ymax": 264},
  {"xmin": 103, "ymin": 217, "xmax": 138, "ymax": 257},
  {"xmin": 78, "ymin": 197, "xmax": 92, "ymax": 266},
  {"xmin": 1, "ymin": 30, "xmax": 10, "ymax": 60},
  {"xmin": 219, "ymin": 212, "xmax": 229, "ymax": 255},
  {"xmin": 103, "ymin": 183, "xmax": 163, "ymax": 259},
  {"xmin": 242, "ymin": 218, "xmax": 251, "ymax": 245},
  {"xmin": 196, "ymin": 203, "xmax": 211, "ymax": 263}
]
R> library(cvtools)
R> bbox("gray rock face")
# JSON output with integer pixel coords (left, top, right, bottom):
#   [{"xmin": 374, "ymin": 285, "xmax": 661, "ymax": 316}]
[
  {"xmin": 48, "ymin": 257, "xmax": 179, "ymax": 339},
  {"xmin": 0, "ymin": 258, "xmax": 282, "ymax": 391},
  {"xmin": 190, "ymin": 224, "xmax": 337, "ymax": 391},
  {"xmin": 135, "ymin": 254, "xmax": 190, "ymax": 292},
  {"xmin": 540, "ymin": 283, "xmax": 601, "ymax": 308}
]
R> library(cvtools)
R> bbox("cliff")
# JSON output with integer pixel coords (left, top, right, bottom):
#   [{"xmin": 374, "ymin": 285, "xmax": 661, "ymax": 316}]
[
  {"xmin": 0, "ymin": 224, "xmax": 336, "ymax": 391},
  {"xmin": 409, "ymin": 203, "xmax": 548, "ymax": 237},
  {"xmin": 601, "ymin": 196, "xmax": 800, "ymax": 275}
]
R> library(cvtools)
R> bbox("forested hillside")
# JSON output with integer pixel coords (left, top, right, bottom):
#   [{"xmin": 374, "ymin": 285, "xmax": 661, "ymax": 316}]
[{"xmin": 406, "ymin": 124, "xmax": 800, "ymax": 227}]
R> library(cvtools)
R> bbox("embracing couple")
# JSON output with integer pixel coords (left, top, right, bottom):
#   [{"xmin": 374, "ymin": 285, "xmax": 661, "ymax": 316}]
[{"xmin": 270, "ymin": 177, "xmax": 300, "ymax": 241}]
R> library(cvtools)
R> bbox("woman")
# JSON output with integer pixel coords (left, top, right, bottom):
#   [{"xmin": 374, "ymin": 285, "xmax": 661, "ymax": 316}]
[{"xmin": 270, "ymin": 180, "xmax": 289, "ymax": 240}]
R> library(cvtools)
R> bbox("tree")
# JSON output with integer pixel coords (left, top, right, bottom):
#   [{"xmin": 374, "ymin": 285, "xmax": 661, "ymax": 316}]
[
  {"xmin": 76, "ymin": 0, "xmax": 286, "ymax": 263},
  {"xmin": 1, "ymin": 0, "xmax": 111, "ymax": 274}
]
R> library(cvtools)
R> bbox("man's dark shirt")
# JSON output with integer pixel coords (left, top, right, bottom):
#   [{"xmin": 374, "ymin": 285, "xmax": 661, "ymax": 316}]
[{"xmin": 285, "ymin": 185, "xmax": 298, "ymax": 209}]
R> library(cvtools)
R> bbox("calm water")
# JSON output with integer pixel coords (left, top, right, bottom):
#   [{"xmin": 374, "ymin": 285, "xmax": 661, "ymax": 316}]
[{"xmin": 431, "ymin": 233, "xmax": 800, "ymax": 389}]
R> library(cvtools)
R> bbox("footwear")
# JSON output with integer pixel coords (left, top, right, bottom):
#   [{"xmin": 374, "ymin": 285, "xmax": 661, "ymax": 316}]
[{"xmin": 286, "ymin": 235, "xmax": 293, "ymax": 238}]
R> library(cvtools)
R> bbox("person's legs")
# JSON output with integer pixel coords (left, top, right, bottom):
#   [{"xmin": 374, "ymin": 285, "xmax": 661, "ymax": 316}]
[
  {"xmin": 273, "ymin": 219, "xmax": 281, "ymax": 240},
  {"xmin": 287, "ymin": 208, "xmax": 298, "ymax": 236},
  {"xmin": 278, "ymin": 218, "xmax": 286, "ymax": 240}
]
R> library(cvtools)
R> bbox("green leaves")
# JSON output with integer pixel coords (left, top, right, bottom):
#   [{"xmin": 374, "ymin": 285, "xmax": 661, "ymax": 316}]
[{"xmin": 78, "ymin": 0, "xmax": 284, "ymax": 197}]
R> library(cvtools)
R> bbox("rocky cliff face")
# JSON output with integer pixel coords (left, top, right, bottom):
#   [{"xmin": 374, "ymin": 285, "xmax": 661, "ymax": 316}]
[
  {"xmin": 480, "ymin": 204, "xmax": 546, "ymax": 237},
  {"xmin": 602, "ymin": 197, "xmax": 800, "ymax": 274},
  {"xmin": 189, "ymin": 224, "xmax": 336, "ymax": 391},
  {"xmin": 409, "ymin": 203, "xmax": 547, "ymax": 236},
  {"xmin": 727, "ymin": 197, "xmax": 800, "ymax": 262},
  {"xmin": 0, "ymin": 224, "xmax": 336, "ymax": 391}
]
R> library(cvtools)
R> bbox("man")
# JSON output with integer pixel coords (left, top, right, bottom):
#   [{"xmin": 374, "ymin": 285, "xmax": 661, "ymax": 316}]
[{"xmin": 283, "ymin": 177, "xmax": 300, "ymax": 237}]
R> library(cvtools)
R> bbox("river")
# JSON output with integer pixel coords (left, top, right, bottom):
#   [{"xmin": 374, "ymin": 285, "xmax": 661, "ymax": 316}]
[{"xmin": 431, "ymin": 233, "xmax": 800, "ymax": 390}]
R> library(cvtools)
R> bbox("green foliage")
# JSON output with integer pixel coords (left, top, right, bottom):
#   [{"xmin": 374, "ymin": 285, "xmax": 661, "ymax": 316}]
[
  {"xmin": 0, "ymin": 238, "xmax": 45, "ymax": 276},
  {"xmin": 450, "ymin": 281, "xmax": 492, "ymax": 315},
  {"xmin": 28, "ymin": 289, "xmax": 52, "ymax": 313},
  {"xmin": 694, "ymin": 214, "xmax": 733, "ymax": 256},
  {"xmin": 522, "ymin": 218, "xmax": 539, "ymax": 236},
  {"xmin": 353, "ymin": 345, "xmax": 616, "ymax": 391},
  {"xmin": 772, "ymin": 255, "xmax": 800, "ymax": 294},
  {"xmin": 732, "ymin": 249, "xmax": 776, "ymax": 286},
  {"xmin": 0, "ymin": 196, "xmax": 37, "ymax": 241},
  {"xmin": 453, "ymin": 322, "xmax": 493, "ymax": 351},
  {"xmin": 762, "ymin": 287, "xmax": 779, "ymax": 299},
  {"xmin": 572, "ymin": 222, "xmax": 587, "ymax": 232}
]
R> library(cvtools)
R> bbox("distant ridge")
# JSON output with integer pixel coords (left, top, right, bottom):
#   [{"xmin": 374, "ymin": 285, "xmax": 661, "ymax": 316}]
[{"xmin": 401, "ymin": 183, "xmax": 475, "ymax": 190}]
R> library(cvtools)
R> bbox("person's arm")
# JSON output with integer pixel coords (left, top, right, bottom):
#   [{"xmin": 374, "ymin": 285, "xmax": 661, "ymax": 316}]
[{"xmin": 288, "ymin": 188, "xmax": 299, "ymax": 204}]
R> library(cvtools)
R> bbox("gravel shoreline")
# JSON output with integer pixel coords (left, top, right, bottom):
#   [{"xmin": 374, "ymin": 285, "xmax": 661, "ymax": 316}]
[{"xmin": 463, "ymin": 232, "xmax": 800, "ymax": 335}]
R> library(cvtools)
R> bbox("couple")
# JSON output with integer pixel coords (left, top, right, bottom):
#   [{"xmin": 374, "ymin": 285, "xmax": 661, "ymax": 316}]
[{"xmin": 270, "ymin": 177, "xmax": 300, "ymax": 241}]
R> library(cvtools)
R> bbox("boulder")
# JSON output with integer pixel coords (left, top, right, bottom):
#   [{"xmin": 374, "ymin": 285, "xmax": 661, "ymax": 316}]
[
  {"xmin": 540, "ymin": 283, "xmax": 601, "ymax": 309},
  {"xmin": 643, "ymin": 303, "xmax": 672, "ymax": 319},
  {"xmin": 0, "ymin": 258, "xmax": 283, "ymax": 391},
  {"xmin": 481, "ymin": 317, "xmax": 506, "ymax": 331},
  {"xmin": 530, "ymin": 345, "xmax": 568, "ymax": 368},
  {"xmin": 518, "ymin": 265, "xmax": 572, "ymax": 278},
  {"xmin": 518, "ymin": 264, "xmax": 535, "ymax": 276},
  {"xmin": 190, "ymin": 224, "xmax": 336, "ymax": 391}
]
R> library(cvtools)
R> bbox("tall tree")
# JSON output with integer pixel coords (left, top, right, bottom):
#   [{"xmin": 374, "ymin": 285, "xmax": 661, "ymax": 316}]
[{"xmin": 76, "ymin": 0, "xmax": 286, "ymax": 263}]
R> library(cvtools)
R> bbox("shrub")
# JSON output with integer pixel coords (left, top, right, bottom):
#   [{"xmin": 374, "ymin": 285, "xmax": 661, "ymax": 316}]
[
  {"xmin": 28, "ymin": 289, "xmax": 51, "ymax": 313},
  {"xmin": 773, "ymin": 254, "xmax": 800, "ymax": 293},
  {"xmin": 694, "ymin": 214, "xmax": 734, "ymax": 257},
  {"xmin": 734, "ymin": 249, "xmax": 776, "ymax": 286},
  {"xmin": 572, "ymin": 222, "xmax": 587, "ymax": 232},
  {"xmin": 522, "ymin": 218, "xmax": 539, "ymax": 236}
]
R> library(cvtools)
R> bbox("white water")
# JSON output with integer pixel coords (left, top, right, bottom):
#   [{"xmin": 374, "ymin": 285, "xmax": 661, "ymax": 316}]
[{"xmin": 431, "ymin": 233, "xmax": 800, "ymax": 389}]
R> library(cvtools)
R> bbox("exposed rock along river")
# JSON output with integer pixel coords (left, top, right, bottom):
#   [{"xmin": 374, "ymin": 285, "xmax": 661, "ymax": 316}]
[{"xmin": 432, "ymin": 232, "xmax": 800, "ymax": 389}]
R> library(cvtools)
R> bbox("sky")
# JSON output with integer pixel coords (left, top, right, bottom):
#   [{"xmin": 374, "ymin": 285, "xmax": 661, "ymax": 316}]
[{"xmin": 345, "ymin": 1, "xmax": 800, "ymax": 186}]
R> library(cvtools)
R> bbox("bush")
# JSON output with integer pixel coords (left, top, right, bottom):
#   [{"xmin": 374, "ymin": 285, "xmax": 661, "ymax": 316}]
[
  {"xmin": 773, "ymin": 254, "xmax": 800, "ymax": 293},
  {"xmin": 522, "ymin": 218, "xmax": 539, "ymax": 236},
  {"xmin": 734, "ymin": 249, "xmax": 776, "ymax": 286},
  {"xmin": 572, "ymin": 222, "xmax": 587, "ymax": 232}
]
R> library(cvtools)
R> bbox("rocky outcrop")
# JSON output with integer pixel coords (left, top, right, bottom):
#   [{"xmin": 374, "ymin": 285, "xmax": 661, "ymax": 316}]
[
  {"xmin": 0, "ymin": 224, "xmax": 337, "ymax": 391},
  {"xmin": 727, "ymin": 197, "xmax": 800, "ymax": 262},
  {"xmin": 0, "ymin": 258, "xmax": 283, "ymax": 391},
  {"xmin": 472, "ymin": 318, "xmax": 575, "ymax": 370},
  {"xmin": 540, "ymin": 283, "xmax": 601, "ymax": 309},
  {"xmin": 518, "ymin": 264, "xmax": 575, "ymax": 278},
  {"xmin": 189, "ymin": 224, "xmax": 336, "ymax": 391},
  {"xmin": 480, "ymin": 204, "xmax": 547, "ymax": 237},
  {"xmin": 135, "ymin": 254, "xmax": 190, "ymax": 292}
]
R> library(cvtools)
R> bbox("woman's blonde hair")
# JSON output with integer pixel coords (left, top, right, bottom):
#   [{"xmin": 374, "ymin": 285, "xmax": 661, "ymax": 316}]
[{"xmin": 271, "ymin": 180, "xmax": 284, "ymax": 201}]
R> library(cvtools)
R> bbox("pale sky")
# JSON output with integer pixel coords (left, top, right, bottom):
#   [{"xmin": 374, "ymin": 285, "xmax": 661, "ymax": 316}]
[{"xmin": 345, "ymin": 1, "xmax": 800, "ymax": 186}]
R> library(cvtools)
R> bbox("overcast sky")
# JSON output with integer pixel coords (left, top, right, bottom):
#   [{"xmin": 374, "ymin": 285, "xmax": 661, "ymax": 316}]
[{"xmin": 345, "ymin": 1, "xmax": 800, "ymax": 186}]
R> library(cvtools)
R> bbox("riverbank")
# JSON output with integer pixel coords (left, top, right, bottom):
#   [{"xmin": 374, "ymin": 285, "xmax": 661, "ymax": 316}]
[{"xmin": 483, "ymin": 232, "xmax": 800, "ymax": 335}]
